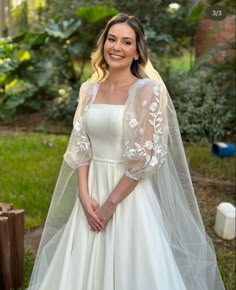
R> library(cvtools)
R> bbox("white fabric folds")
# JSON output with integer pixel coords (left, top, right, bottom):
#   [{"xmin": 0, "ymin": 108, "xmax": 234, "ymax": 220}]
[{"xmin": 27, "ymin": 62, "xmax": 225, "ymax": 290}]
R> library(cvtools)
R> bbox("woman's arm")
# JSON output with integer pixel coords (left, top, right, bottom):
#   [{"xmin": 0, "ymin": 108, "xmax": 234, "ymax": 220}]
[
  {"xmin": 77, "ymin": 165, "xmax": 90, "ymax": 199},
  {"xmin": 107, "ymin": 175, "xmax": 138, "ymax": 207},
  {"xmin": 77, "ymin": 165, "xmax": 104, "ymax": 232},
  {"xmin": 96, "ymin": 175, "xmax": 138, "ymax": 227}
]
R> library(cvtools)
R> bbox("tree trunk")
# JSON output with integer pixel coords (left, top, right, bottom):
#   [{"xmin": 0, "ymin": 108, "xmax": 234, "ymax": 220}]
[
  {"xmin": 0, "ymin": 0, "xmax": 6, "ymax": 37},
  {"xmin": 29, "ymin": 0, "xmax": 38, "ymax": 30},
  {"xmin": 6, "ymin": 0, "xmax": 14, "ymax": 36}
]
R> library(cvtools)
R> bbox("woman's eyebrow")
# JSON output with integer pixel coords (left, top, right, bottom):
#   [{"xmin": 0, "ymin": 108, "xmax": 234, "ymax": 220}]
[{"xmin": 107, "ymin": 33, "xmax": 134, "ymax": 40}]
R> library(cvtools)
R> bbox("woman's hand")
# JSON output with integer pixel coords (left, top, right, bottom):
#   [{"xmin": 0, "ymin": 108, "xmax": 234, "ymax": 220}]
[
  {"xmin": 79, "ymin": 195, "xmax": 104, "ymax": 232},
  {"xmin": 96, "ymin": 200, "xmax": 116, "ymax": 229}
]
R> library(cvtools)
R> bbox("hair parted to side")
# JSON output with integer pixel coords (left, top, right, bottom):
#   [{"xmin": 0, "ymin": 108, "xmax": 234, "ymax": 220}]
[{"xmin": 90, "ymin": 13, "xmax": 148, "ymax": 82}]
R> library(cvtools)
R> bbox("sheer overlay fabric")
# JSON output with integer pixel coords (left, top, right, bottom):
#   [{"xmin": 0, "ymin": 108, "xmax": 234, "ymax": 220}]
[{"xmin": 27, "ymin": 61, "xmax": 225, "ymax": 290}]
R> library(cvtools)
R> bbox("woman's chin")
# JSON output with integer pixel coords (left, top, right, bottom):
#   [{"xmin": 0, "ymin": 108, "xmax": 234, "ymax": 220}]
[{"xmin": 107, "ymin": 61, "xmax": 130, "ymax": 71}]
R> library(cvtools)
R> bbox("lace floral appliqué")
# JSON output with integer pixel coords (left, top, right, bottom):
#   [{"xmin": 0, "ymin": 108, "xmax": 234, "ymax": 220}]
[
  {"xmin": 125, "ymin": 112, "xmax": 139, "ymax": 129},
  {"xmin": 124, "ymin": 85, "xmax": 167, "ymax": 172},
  {"xmin": 73, "ymin": 120, "xmax": 90, "ymax": 153}
]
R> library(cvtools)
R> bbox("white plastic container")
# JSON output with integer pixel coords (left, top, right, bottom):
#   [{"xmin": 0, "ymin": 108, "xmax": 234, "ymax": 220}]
[{"xmin": 214, "ymin": 202, "xmax": 236, "ymax": 240}]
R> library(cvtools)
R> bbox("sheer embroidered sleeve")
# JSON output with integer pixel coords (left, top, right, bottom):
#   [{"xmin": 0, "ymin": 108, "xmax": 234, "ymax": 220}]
[
  {"xmin": 63, "ymin": 82, "xmax": 92, "ymax": 169},
  {"xmin": 123, "ymin": 79, "xmax": 169, "ymax": 180}
]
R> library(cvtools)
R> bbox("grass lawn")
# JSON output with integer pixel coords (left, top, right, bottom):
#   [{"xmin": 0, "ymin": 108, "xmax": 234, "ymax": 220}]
[
  {"xmin": 0, "ymin": 132, "xmax": 235, "ymax": 289},
  {"xmin": 0, "ymin": 132, "xmax": 68, "ymax": 230},
  {"xmin": 185, "ymin": 143, "xmax": 235, "ymax": 181}
]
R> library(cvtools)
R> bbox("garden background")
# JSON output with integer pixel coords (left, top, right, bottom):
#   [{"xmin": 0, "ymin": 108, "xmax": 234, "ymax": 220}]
[{"xmin": 0, "ymin": 0, "xmax": 235, "ymax": 289}]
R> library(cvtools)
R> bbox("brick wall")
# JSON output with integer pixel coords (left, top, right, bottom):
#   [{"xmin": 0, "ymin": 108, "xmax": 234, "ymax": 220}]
[{"xmin": 194, "ymin": 15, "xmax": 235, "ymax": 62}]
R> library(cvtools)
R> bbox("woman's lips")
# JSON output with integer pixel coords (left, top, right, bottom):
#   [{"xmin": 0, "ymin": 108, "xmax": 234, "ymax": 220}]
[{"xmin": 109, "ymin": 53, "xmax": 124, "ymax": 60}]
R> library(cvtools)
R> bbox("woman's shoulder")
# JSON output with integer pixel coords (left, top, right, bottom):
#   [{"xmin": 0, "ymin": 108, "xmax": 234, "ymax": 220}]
[
  {"xmin": 80, "ymin": 80, "xmax": 97, "ymax": 91},
  {"xmin": 129, "ymin": 78, "xmax": 167, "ymax": 107},
  {"xmin": 134, "ymin": 78, "xmax": 163, "ymax": 90},
  {"xmin": 132, "ymin": 78, "xmax": 164, "ymax": 95}
]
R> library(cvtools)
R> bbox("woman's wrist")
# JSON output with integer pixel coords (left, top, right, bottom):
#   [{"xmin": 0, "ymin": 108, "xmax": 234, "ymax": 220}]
[
  {"xmin": 106, "ymin": 174, "xmax": 139, "ymax": 208},
  {"xmin": 106, "ymin": 195, "xmax": 118, "ymax": 209},
  {"xmin": 78, "ymin": 191, "xmax": 89, "ymax": 201}
]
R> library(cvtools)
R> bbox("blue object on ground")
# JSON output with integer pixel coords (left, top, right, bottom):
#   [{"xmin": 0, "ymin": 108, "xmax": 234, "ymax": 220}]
[{"xmin": 211, "ymin": 142, "xmax": 235, "ymax": 157}]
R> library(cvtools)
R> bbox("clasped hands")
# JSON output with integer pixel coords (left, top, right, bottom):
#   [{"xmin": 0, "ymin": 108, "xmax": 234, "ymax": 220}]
[{"xmin": 80, "ymin": 195, "xmax": 116, "ymax": 232}]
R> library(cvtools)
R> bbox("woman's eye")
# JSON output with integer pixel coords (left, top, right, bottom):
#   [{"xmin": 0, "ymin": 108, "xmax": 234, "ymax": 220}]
[
  {"xmin": 108, "ymin": 38, "xmax": 115, "ymax": 42},
  {"xmin": 125, "ymin": 42, "xmax": 131, "ymax": 45}
]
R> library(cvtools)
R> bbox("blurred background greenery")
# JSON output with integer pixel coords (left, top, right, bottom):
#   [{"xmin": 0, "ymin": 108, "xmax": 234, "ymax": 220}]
[{"xmin": 0, "ymin": 0, "xmax": 235, "ymax": 142}]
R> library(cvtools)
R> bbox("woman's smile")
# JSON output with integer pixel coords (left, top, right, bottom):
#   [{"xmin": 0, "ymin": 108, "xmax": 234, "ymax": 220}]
[{"xmin": 109, "ymin": 53, "xmax": 124, "ymax": 60}]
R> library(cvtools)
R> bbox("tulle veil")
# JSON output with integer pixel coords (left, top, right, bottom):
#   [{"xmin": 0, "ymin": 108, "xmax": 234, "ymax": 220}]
[{"xmin": 27, "ymin": 60, "xmax": 225, "ymax": 290}]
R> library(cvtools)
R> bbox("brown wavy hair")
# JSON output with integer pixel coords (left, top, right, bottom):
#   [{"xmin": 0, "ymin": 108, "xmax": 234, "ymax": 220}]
[{"xmin": 90, "ymin": 13, "xmax": 148, "ymax": 82}]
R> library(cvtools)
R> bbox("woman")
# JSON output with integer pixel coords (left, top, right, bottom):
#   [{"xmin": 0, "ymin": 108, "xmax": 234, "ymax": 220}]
[{"xmin": 28, "ymin": 13, "xmax": 225, "ymax": 290}]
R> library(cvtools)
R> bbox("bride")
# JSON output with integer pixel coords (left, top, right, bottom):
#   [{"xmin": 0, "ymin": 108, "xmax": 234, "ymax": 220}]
[{"xmin": 27, "ymin": 13, "xmax": 225, "ymax": 290}]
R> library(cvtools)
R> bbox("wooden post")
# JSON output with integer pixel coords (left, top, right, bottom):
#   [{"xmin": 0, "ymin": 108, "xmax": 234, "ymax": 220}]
[
  {"xmin": 0, "ymin": 217, "xmax": 11, "ymax": 290},
  {"xmin": 0, "ymin": 203, "xmax": 24, "ymax": 290}
]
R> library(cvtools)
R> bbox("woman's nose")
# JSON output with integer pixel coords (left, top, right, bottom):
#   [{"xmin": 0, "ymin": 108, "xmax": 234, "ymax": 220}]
[{"xmin": 112, "ymin": 41, "xmax": 121, "ymax": 51}]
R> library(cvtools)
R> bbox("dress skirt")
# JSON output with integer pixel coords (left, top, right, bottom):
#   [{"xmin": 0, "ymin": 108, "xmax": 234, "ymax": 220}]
[{"xmin": 39, "ymin": 156, "xmax": 187, "ymax": 290}]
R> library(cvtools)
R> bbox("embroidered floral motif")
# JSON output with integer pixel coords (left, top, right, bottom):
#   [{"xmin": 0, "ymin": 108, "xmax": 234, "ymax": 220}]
[
  {"xmin": 149, "ymin": 102, "xmax": 158, "ymax": 112},
  {"xmin": 123, "ymin": 83, "xmax": 168, "ymax": 175},
  {"xmin": 142, "ymin": 100, "xmax": 147, "ymax": 107},
  {"xmin": 73, "ymin": 120, "xmax": 90, "ymax": 152},
  {"xmin": 125, "ymin": 112, "xmax": 135, "ymax": 120},
  {"xmin": 139, "ymin": 128, "xmax": 144, "ymax": 135},
  {"xmin": 125, "ymin": 112, "xmax": 139, "ymax": 129},
  {"xmin": 74, "ymin": 121, "xmax": 81, "ymax": 132},
  {"xmin": 144, "ymin": 140, "xmax": 154, "ymax": 150},
  {"xmin": 150, "ymin": 156, "xmax": 158, "ymax": 166},
  {"xmin": 129, "ymin": 118, "xmax": 139, "ymax": 129},
  {"xmin": 153, "ymin": 85, "xmax": 160, "ymax": 97}
]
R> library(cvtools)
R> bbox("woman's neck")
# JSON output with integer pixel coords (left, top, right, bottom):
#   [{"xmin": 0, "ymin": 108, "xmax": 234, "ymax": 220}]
[{"xmin": 106, "ymin": 69, "xmax": 138, "ymax": 88}]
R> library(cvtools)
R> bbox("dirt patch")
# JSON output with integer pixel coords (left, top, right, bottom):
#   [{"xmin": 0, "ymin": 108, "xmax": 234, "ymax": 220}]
[
  {"xmin": 24, "ymin": 225, "xmax": 44, "ymax": 256},
  {"xmin": 0, "ymin": 112, "xmax": 71, "ymax": 135}
]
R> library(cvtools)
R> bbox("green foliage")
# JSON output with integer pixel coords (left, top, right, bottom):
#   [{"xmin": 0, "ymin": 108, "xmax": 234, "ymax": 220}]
[
  {"xmin": 48, "ymin": 82, "xmax": 81, "ymax": 123},
  {"xmin": 168, "ymin": 49, "xmax": 193, "ymax": 72},
  {"xmin": 0, "ymin": 36, "xmax": 54, "ymax": 120},
  {"xmin": 0, "ymin": 5, "xmax": 116, "ymax": 121},
  {"xmin": 187, "ymin": 1, "xmax": 205, "ymax": 23},
  {"xmin": 115, "ymin": 0, "xmax": 196, "ymax": 58},
  {"xmin": 168, "ymin": 32, "xmax": 235, "ymax": 144},
  {"xmin": 45, "ymin": 18, "xmax": 81, "ymax": 38},
  {"xmin": 76, "ymin": 5, "xmax": 118, "ymax": 23},
  {"xmin": 170, "ymin": 69, "xmax": 234, "ymax": 143}
]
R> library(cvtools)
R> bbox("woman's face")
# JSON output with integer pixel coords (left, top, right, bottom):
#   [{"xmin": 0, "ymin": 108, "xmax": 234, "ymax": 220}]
[{"xmin": 104, "ymin": 23, "xmax": 139, "ymax": 71}]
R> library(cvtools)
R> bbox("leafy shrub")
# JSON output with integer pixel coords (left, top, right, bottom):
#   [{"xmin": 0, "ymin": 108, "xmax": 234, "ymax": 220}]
[
  {"xmin": 169, "ymin": 69, "xmax": 234, "ymax": 143},
  {"xmin": 47, "ymin": 82, "xmax": 81, "ymax": 123},
  {"xmin": 0, "ymin": 5, "xmax": 118, "ymax": 121}
]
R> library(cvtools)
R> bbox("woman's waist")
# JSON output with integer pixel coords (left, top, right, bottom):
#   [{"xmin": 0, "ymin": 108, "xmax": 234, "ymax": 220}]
[
  {"xmin": 91, "ymin": 155, "xmax": 124, "ymax": 164},
  {"xmin": 90, "ymin": 142, "xmax": 123, "ymax": 162}
]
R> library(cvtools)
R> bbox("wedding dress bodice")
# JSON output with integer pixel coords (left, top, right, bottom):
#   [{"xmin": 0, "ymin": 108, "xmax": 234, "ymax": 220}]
[{"xmin": 83, "ymin": 104, "xmax": 125, "ymax": 161}]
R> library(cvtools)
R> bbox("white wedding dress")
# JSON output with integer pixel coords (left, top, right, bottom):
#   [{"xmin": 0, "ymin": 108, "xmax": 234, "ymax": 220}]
[{"xmin": 38, "ymin": 103, "xmax": 187, "ymax": 290}]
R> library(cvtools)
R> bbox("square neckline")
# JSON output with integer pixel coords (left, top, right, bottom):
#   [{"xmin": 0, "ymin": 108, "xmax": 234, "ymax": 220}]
[{"xmin": 91, "ymin": 78, "xmax": 145, "ymax": 106}]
